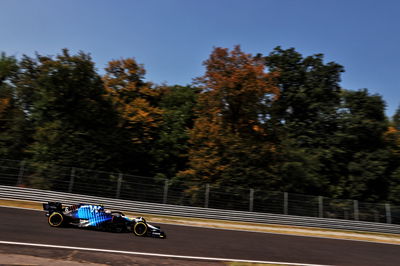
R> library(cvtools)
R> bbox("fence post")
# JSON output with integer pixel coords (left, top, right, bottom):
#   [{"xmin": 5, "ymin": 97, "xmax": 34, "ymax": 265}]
[
  {"xmin": 249, "ymin": 189, "xmax": 254, "ymax": 212},
  {"xmin": 284, "ymin": 192, "xmax": 288, "ymax": 215},
  {"xmin": 385, "ymin": 203, "xmax": 392, "ymax": 224},
  {"xmin": 318, "ymin": 196, "xmax": 323, "ymax": 218},
  {"xmin": 116, "ymin": 173, "xmax": 123, "ymax": 199},
  {"xmin": 68, "ymin": 167, "xmax": 75, "ymax": 193},
  {"xmin": 16, "ymin": 161, "xmax": 25, "ymax": 186},
  {"xmin": 204, "ymin": 183, "xmax": 210, "ymax": 208},
  {"xmin": 163, "ymin": 179, "xmax": 169, "ymax": 204},
  {"xmin": 353, "ymin": 200, "xmax": 359, "ymax": 221}
]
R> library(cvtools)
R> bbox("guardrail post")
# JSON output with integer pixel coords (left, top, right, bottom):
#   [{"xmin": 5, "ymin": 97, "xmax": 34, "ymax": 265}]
[
  {"xmin": 353, "ymin": 200, "xmax": 359, "ymax": 220},
  {"xmin": 16, "ymin": 161, "xmax": 25, "ymax": 186},
  {"xmin": 249, "ymin": 189, "xmax": 254, "ymax": 212},
  {"xmin": 163, "ymin": 179, "xmax": 169, "ymax": 204},
  {"xmin": 284, "ymin": 192, "xmax": 288, "ymax": 215},
  {"xmin": 116, "ymin": 173, "xmax": 123, "ymax": 199},
  {"xmin": 385, "ymin": 203, "xmax": 392, "ymax": 224},
  {"xmin": 68, "ymin": 167, "xmax": 75, "ymax": 193},
  {"xmin": 318, "ymin": 196, "xmax": 323, "ymax": 218},
  {"xmin": 205, "ymin": 183, "xmax": 210, "ymax": 208}
]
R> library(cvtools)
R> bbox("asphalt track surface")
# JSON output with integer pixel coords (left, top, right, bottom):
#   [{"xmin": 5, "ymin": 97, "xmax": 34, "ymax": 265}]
[{"xmin": 0, "ymin": 207, "xmax": 399, "ymax": 266}]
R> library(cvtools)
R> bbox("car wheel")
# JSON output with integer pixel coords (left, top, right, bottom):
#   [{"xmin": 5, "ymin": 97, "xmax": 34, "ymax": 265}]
[
  {"xmin": 133, "ymin": 222, "xmax": 148, "ymax": 236},
  {"xmin": 48, "ymin": 212, "xmax": 64, "ymax": 227},
  {"xmin": 160, "ymin": 231, "xmax": 167, "ymax": 239}
]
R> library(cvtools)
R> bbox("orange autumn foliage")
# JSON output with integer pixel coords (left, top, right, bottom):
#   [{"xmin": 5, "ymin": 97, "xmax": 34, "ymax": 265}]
[
  {"xmin": 196, "ymin": 45, "xmax": 279, "ymax": 135},
  {"xmin": 103, "ymin": 58, "xmax": 163, "ymax": 143},
  {"xmin": 0, "ymin": 98, "xmax": 10, "ymax": 114},
  {"xmin": 180, "ymin": 46, "xmax": 279, "ymax": 184},
  {"xmin": 384, "ymin": 126, "xmax": 400, "ymax": 156}
]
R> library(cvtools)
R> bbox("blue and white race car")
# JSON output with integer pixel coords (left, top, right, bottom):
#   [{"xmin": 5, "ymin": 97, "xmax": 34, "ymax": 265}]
[{"xmin": 43, "ymin": 202, "xmax": 166, "ymax": 238}]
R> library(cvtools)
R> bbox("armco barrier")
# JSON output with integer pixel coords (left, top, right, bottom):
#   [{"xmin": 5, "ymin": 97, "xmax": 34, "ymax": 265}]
[
  {"xmin": 0, "ymin": 185, "xmax": 399, "ymax": 234},
  {"xmin": 1, "ymin": 158, "xmax": 397, "ymax": 224}
]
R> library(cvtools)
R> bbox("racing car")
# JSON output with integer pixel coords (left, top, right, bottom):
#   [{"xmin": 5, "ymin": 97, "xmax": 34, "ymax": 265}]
[{"xmin": 43, "ymin": 202, "xmax": 166, "ymax": 238}]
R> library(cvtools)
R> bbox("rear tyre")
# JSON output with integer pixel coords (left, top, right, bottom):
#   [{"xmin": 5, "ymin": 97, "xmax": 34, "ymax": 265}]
[
  {"xmin": 133, "ymin": 222, "xmax": 148, "ymax": 236},
  {"xmin": 48, "ymin": 212, "xmax": 64, "ymax": 227}
]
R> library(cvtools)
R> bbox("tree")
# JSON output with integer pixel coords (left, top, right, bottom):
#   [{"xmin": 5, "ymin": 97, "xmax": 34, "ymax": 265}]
[
  {"xmin": 263, "ymin": 47, "xmax": 344, "ymax": 147},
  {"xmin": 180, "ymin": 46, "xmax": 280, "ymax": 190},
  {"xmin": 392, "ymin": 105, "xmax": 400, "ymax": 130},
  {"xmin": 103, "ymin": 58, "xmax": 163, "ymax": 176},
  {"xmin": 0, "ymin": 53, "xmax": 31, "ymax": 160},
  {"xmin": 151, "ymin": 85, "xmax": 199, "ymax": 179},
  {"xmin": 387, "ymin": 106, "xmax": 400, "ymax": 203},
  {"xmin": 261, "ymin": 47, "xmax": 345, "ymax": 195},
  {"xmin": 13, "ymin": 49, "xmax": 123, "ymax": 178},
  {"xmin": 331, "ymin": 89, "xmax": 390, "ymax": 201}
]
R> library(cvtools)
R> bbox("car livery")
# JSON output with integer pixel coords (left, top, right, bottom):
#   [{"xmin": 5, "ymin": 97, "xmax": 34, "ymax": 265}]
[{"xmin": 43, "ymin": 202, "xmax": 166, "ymax": 238}]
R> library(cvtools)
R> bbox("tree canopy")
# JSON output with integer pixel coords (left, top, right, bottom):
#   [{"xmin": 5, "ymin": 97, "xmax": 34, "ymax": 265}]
[{"xmin": 1, "ymin": 46, "xmax": 399, "ymax": 205}]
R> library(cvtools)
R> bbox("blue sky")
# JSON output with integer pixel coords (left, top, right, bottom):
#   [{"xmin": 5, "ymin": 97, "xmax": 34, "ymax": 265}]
[{"xmin": 1, "ymin": 0, "xmax": 400, "ymax": 116}]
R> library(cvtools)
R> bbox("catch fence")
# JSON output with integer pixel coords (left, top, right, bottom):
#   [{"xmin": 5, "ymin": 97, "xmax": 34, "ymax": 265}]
[{"xmin": 0, "ymin": 158, "xmax": 398, "ymax": 225}]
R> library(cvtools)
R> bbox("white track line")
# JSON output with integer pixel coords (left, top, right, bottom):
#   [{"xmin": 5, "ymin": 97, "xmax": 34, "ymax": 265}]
[{"xmin": 0, "ymin": 240, "xmax": 329, "ymax": 266}]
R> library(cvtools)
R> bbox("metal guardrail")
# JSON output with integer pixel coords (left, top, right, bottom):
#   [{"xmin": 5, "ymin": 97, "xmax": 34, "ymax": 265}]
[
  {"xmin": 2, "ymin": 158, "xmax": 398, "ymax": 224},
  {"xmin": 1, "ymin": 185, "xmax": 399, "ymax": 234}
]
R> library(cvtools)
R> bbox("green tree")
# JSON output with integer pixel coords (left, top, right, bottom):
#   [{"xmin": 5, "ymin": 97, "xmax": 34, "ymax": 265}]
[
  {"xmin": 263, "ymin": 47, "xmax": 344, "ymax": 147},
  {"xmin": 262, "ymin": 47, "xmax": 345, "ymax": 195},
  {"xmin": 151, "ymin": 85, "xmax": 199, "ymax": 179},
  {"xmin": 0, "ymin": 53, "xmax": 31, "ymax": 160},
  {"xmin": 333, "ymin": 89, "xmax": 390, "ymax": 201},
  {"xmin": 392, "ymin": 105, "xmax": 400, "ymax": 130},
  {"xmin": 14, "ymin": 49, "xmax": 123, "ymax": 178}
]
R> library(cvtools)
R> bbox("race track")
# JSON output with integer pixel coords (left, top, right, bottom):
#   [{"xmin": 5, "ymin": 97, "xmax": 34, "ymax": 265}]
[{"xmin": 0, "ymin": 206, "xmax": 399, "ymax": 265}]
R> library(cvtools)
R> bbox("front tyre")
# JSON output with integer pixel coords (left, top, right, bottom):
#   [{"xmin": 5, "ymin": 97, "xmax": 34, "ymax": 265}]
[
  {"xmin": 159, "ymin": 231, "xmax": 167, "ymax": 239},
  {"xmin": 133, "ymin": 222, "xmax": 148, "ymax": 236},
  {"xmin": 48, "ymin": 212, "xmax": 64, "ymax": 227}
]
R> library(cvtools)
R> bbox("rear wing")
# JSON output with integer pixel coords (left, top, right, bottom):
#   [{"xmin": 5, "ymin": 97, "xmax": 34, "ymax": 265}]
[{"xmin": 43, "ymin": 202, "xmax": 63, "ymax": 213}]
